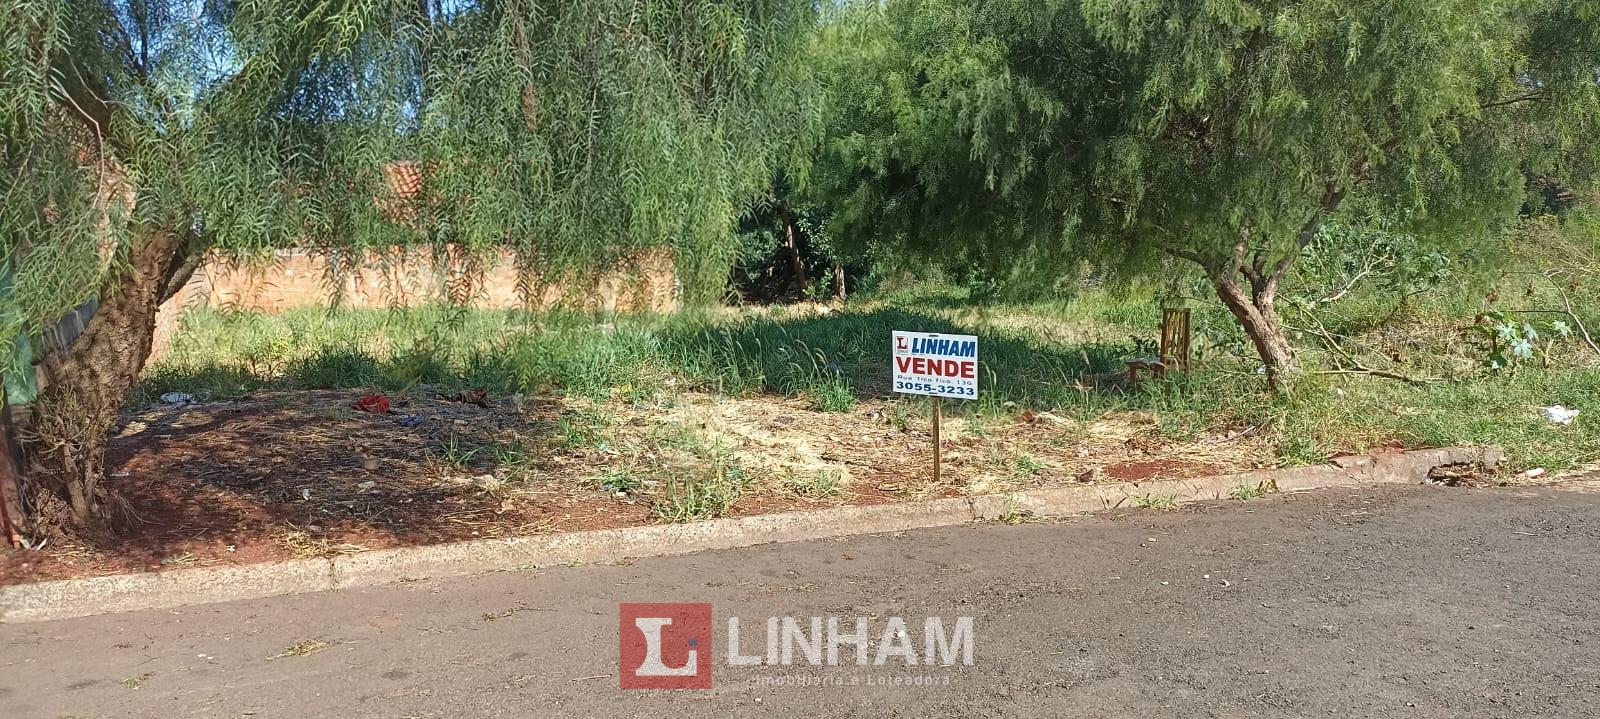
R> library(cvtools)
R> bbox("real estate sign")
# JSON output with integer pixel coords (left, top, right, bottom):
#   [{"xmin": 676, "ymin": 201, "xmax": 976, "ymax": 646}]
[{"xmin": 891, "ymin": 331, "xmax": 979, "ymax": 400}]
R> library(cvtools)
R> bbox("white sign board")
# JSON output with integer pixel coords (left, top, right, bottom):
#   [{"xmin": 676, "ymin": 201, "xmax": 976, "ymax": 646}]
[{"xmin": 892, "ymin": 331, "xmax": 978, "ymax": 400}]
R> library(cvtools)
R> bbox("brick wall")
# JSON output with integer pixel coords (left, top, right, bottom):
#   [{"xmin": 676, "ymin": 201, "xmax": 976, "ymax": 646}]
[{"xmin": 150, "ymin": 248, "xmax": 677, "ymax": 360}]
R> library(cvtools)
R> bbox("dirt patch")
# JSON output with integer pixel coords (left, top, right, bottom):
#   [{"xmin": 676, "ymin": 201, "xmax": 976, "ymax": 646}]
[{"xmin": 0, "ymin": 388, "xmax": 1273, "ymax": 585}]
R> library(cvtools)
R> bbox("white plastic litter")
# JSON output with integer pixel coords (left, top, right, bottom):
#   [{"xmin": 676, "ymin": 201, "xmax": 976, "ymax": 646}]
[
  {"xmin": 1539, "ymin": 406, "xmax": 1581, "ymax": 425},
  {"xmin": 159, "ymin": 391, "xmax": 195, "ymax": 405}
]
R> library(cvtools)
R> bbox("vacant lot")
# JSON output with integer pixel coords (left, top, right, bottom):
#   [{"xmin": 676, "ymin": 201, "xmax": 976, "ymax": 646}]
[{"xmin": 3, "ymin": 284, "xmax": 1592, "ymax": 584}]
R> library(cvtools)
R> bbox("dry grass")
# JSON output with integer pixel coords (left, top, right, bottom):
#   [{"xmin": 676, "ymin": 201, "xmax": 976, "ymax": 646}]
[
  {"xmin": 273, "ymin": 524, "xmax": 370, "ymax": 559},
  {"xmin": 270, "ymin": 638, "xmax": 331, "ymax": 659}
]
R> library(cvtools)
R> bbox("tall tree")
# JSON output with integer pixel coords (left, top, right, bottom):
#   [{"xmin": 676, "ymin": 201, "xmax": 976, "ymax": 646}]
[
  {"xmin": 0, "ymin": 0, "xmax": 817, "ymax": 528},
  {"xmin": 815, "ymin": 0, "xmax": 1600, "ymax": 390}
]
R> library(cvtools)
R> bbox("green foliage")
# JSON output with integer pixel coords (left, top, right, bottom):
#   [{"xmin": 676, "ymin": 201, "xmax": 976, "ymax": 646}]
[
  {"xmin": 435, "ymin": 431, "xmax": 485, "ymax": 469},
  {"xmin": 781, "ymin": 468, "xmax": 845, "ymax": 499},
  {"xmin": 1131, "ymin": 493, "xmax": 1179, "ymax": 511},
  {"xmin": 2, "ymin": 0, "xmax": 822, "ymax": 389},
  {"xmin": 1474, "ymin": 311, "xmax": 1548, "ymax": 371},
  {"xmin": 1228, "ymin": 483, "xmax": 1270, "ymax": 501},
  {"xmin": 1262, "ymin": 203, "xmax": 1600, "ymax": 379},
  {"xmin": 146, "ymin": 270, "xmax": 1599, "ymax": 475},
  {"xmin": 820, "ymin": 0, "xmax": 1599, "ymax": 275},
  {"xmin": 492, "ymin": 440, "xmax": 534, "ymax": 473},
  {"xmin": 559, "ymin": 409, "xmax": 612, "ymax": 451},
  {"xmin": 653, "ymin": 458, "xmax": 748, "ymax": 522},
  {"xmin": 1012, "ymin": 452, "xmax": 1045, "ymax": 477},
  {"xmin": 731, "ymin": 174, "xmax": 866, "ymax": 303},
  {"xmin": 808, "ymin": 376, "xmax": 857, "ymax": 412},
  {"xmin": 596, "ymin": 466, "xmax": 641, "ymax": 494},
  {"xmin": 811, "ymin": 0, "xmax": 1600, "ymax": 383}
]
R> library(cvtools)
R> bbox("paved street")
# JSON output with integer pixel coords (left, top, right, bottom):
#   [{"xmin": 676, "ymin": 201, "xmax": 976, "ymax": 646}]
[{"xmin": 4, "ymin": 480, "xmax": 1599, "ymax": 718}]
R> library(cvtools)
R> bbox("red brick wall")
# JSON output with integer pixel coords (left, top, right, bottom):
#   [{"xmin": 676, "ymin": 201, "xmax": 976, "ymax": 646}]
[{"xmin": 150, "ymin": 248, "xmax": 677, "ymax": 360}]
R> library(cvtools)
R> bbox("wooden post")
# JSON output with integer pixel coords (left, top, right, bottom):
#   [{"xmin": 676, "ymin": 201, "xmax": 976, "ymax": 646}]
[
  {"xmin": 931, "ymin": 396, "xmax": 942, "ymax": 484},
  {"xmin": 1160, "ymin": 307, "xmax": 1192, "ymax": 372}
]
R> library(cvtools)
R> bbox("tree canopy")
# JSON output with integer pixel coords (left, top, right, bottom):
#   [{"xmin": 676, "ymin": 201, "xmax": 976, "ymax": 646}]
[
  {"xmin": 812, "ymin": 0, "xmax": 1600, "ymax": 386},
  {"xmin": 1, "ymin": 0, "xmax": 820, "ymax": 353},
  {"xmin": 1, "ymin": 0, "xmax": 820, "ymax": 525}
]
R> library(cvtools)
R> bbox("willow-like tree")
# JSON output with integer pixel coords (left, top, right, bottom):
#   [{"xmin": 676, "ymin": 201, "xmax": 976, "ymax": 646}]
[
  {"xmin": 816, "ymin": 0, "xmax": 1600, "ymax": 390},
  {"xmin": 0, "ymin": 0, "xmax": 816, "ymax": 528}
]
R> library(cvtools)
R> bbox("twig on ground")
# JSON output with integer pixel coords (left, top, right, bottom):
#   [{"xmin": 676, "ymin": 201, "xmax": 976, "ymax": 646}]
[
  {"xmin": 1311, "ymin": 367, "xmax": 1442, "ymax": 385},
  {"xmin": 1288, "ymin": 307, "xmax": 1443, "ymax": 385}
]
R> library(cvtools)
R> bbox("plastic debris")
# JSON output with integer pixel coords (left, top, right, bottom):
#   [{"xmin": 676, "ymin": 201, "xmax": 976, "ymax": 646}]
[
  {"xmin": 1540, "ymin": 405, "xmax": 1581, "ymax": 425},
  {"xmin": 353, "ymin": 394, "xmax": 391, "ymax": 413},
  {"xmin": 1521, "ymin": 467, "xmax": 1548, "ymax": 480},
  {"xmin": 160, "ymin": 392, "xmax": 195, "ymax": 405},
  {"xmin": 396, "ymin": 414, "xmax": 426, "ymax": 427}
]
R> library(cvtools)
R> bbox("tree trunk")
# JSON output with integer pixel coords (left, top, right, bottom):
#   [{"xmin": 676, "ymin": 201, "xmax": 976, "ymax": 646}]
[
  {"xmin": 24, "ymin": 227, "xmax": 186, "ymax": 528},
  {"xmin": 0, "ymin": 398, "xmax": 24, "ymax": 546},
  {"xmin": 1210, "ymin": 271, "xmax": 1295, "ymax": 393},
  {"xmin": 777, "ymin": 204, "xmax": 807, "ymax": 298},
  {"xmin": 832, "ymin": 260, "xmax": 847, "ymax": 302}
]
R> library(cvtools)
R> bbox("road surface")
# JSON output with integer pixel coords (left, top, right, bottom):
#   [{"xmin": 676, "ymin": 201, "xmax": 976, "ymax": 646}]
[{"xmin": 3, "ymin": 480, "xmax": 1599, "ymax": 718}]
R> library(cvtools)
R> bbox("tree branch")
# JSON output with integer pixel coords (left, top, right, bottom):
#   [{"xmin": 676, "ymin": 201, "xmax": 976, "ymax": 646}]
[
  {"xmin": 1479, "ymin": 92, "xmax": 1548, "ymax": 112},
  {"xmin": 1287, "ymin": 303, "xmax": 1441, "ymax": 386},
  {"xmin": 1151, "ymin": 239, "xmax": 1209, "ymax": 267},
  {"xmin": 52, "ymin": 55, "xmax": 115, "ymax": 139},
  {"xmin": 161, "ymin": 249, "xmax": 205, "ymax": 303},
  {"xmin": 1311, "ymin": 367, "xmax": 1442, "ymax": 385},
  {"xmin": 1260, "ymin": 184, "xmax": 1346, "ymax": 301}
]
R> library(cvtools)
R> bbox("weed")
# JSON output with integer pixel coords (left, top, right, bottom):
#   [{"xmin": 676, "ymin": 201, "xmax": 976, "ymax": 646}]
[
  {"xmin": 558, "ymin": 409, "xmax": 610, "ymax": 450},
  {"xmin": 1228, "ymin": 482, "xmax": 1272, "ymax": 500},
  {"xmin": 653, "ymin": 458, "xmax": 746, "ymax": 522},
  {"xmin": 435, "ymin": 432, "xmax": 483, "ymax": 468},
  {"xmin": 1131, "ymin": 493, "xmax": 1179, "ymax": 511},
  {"xmin": 809, "ymin": 377, "xmax": 857, "ymax": 412},
  {"xmin": 723, "ymin": 462, "xmax": 755, "ymax": 491},
  {"xmin": 966, "ymin": 412, "xmax": 991, "ymax": 439},
  {"xmin": 998, "ymin": 496, "xmax": 1041, "ymax": 524},
  {"xmin": 1274, "ymin": 431, "xmax": 1325, "ymax": 466},
  {"xmin": 648, "ymin": 422, "xmax": 712, "ymax": 454},
  {"xmin": 120, "ymin": 673, "xmax": 155, "ymax": 689},
  {"xmin": 596, "ymin": 466, "xmax": 642, "ymax": 494},
  {"xmin": 271, "ymin": 638, "xmax": 331, "ymax": 659},
  {"xmin": 141, "ymin": 282, "xmax": 1600, "ymax": 475},
  {"xmin": 890, "ymin": 401, "xmax": 913, "ymax": 431},
  {"xmin": 782, "ymin": 468, "xmax": 846, "ymax": 499},
  {"xmin": 653, "ymin": 476, "xmax": 735, "ymax": 522},
  {"xmin": 1012, "ymin": 451, "xmax": 1045, "ymax": 477},
  {"xmin": 493, "ymin": 440, "xmax": 533, "ymax": 468}
]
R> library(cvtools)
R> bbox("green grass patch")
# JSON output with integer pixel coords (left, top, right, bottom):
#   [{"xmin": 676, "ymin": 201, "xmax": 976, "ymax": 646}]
[
  {"xmin": 781, "ymin": 468, "xmax": 846, "ymax": 499},
  {"xmin": 141, "ymin": 285, "xmax": 1599, "ymax": 474},
  {"xmin": 1131, "ymin": 493, "xmax": 1180, "ymax": 510}
]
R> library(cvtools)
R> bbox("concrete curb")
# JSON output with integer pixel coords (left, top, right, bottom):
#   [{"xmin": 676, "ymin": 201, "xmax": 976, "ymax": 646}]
[{"xmin": 0, "ymin": 446, "xmax": 1504, "ymax": 623}]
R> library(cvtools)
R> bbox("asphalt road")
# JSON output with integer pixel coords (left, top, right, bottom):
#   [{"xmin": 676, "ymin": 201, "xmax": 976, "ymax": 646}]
[{"xmin": 4, "ymin": 480, "xmax": 1599, "ymax": 718}]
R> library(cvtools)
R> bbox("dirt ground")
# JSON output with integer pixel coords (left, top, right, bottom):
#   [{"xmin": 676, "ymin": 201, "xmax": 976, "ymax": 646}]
[{"xmin": 0, "ymin": 387, "xmax": 1274, "ymax": 585}]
